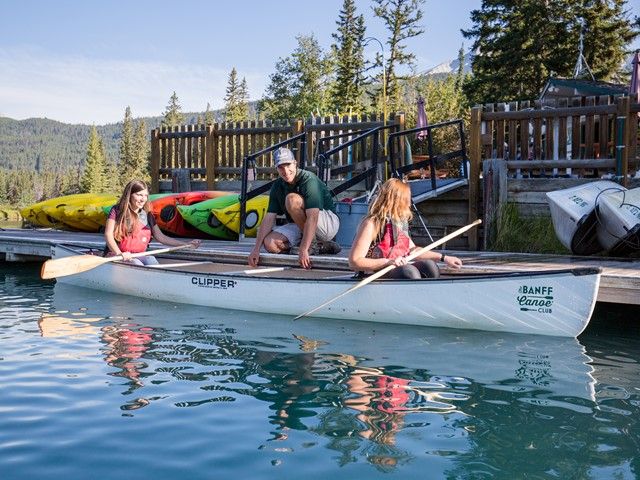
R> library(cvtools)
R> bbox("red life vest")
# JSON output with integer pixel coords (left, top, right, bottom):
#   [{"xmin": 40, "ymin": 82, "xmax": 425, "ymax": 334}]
[
  {"xmin": 118, "ymin": 218, "xmax": 152, "ymax": 253},
  {"xmin": 368, "ymin": 220, "xmax": 411, "ymax": 259}
]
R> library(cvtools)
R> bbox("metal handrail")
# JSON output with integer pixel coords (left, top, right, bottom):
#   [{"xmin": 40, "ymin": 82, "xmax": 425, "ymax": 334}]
[
  {"xmin": 239, "ymin": 132, "xmax": 307, "ymax": 239},
  {"xmin": 387, "ymin": 118, "xmax": 469, "ymax": 193},
  {"xmin": 317, "ymin": 124, "xmax": 398, "ymax": 184}
]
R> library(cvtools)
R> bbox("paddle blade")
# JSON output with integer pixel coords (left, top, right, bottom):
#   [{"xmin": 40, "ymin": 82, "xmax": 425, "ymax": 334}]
[{"xmin": 41, "ymin": 254, "xmax": 111, "ymax": 280}]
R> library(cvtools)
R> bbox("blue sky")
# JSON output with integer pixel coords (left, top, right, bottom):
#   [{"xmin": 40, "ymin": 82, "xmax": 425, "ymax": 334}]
[{"xmin": 1, "ymin": 0, "xmax": 638, "ymax": 124}]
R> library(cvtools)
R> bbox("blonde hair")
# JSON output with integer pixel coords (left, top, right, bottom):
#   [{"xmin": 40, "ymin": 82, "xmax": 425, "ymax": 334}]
[
  {"xmin": 112, "ymin": 180, "xmax": 150, "ymax": 241},
  {"xmin": 366, "ymin": 178, "xmax": 412, "ymax": 233}
]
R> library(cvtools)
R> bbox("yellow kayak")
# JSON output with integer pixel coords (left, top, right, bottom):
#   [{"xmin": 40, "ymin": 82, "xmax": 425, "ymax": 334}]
[
  {"xmin": 62, "ymin": 195, "xmax": 118, "ymax": 229},
  {"xmin": 22, "ymin": 193, "xmax": 117, "ymax": 231},
  {"xmin": 210, "ymin": 195, "xmax": 270, "ymax": 237},
  {"xmin": 21, "ymin": 193, "xmax": 98, "ymax": 228}
]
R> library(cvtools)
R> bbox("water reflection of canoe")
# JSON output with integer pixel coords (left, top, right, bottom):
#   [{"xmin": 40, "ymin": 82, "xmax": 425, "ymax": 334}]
[
  {"xmin": 49, "ymin": 281, "xmax": 597, "ymax": 402},
  {"xmin": 52, "ymin": 245, "xmax": 601, "ymax": 337}
]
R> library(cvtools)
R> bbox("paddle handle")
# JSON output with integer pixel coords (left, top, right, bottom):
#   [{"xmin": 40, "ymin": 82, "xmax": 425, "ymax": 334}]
[
  {"xmin": 110, "ymin": 243, "xmax": 193, "ymax": 262},
  {"xmin": 293, "ymin": 219, "xmax": 482, "ymax": 320},
  {"xmin": 41, "ymin": 243, "xmax": 195, "ymax": 280}
]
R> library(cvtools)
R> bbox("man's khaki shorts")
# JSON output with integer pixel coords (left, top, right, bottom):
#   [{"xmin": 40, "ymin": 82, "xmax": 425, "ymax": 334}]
[{"xmin": 273, "ymin": 210, "xmax": 340, "ymax": 246}]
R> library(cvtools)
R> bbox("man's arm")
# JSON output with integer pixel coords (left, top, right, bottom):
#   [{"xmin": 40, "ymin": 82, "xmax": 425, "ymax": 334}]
[{"xmin": 248, "ymin": 212, "xmax": 276, "ymax": 267}]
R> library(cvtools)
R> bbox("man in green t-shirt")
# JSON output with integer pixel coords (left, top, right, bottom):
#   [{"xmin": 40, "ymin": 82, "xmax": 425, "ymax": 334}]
[{"xmin": 248, "ymin": 147, "xmax": 341, "ymax": 269}]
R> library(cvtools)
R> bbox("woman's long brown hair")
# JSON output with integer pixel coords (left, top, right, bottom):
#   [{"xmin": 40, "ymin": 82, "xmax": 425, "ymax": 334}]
[
  {"xmin": 112, "ymin": 180, "xmax": 150, "ymax": 241},
  {"xmin": 366, "ymin": 178, "xmax": 413, "ymax": 234}
]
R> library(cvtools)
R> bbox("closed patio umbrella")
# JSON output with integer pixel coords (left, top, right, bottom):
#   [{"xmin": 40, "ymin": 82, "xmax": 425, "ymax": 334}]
[
  {"xmin": 416, "ymin": 96, "xmax": 429, "ymax": 140},
  {"xmin": 630, "ymin": 50, "xmax": 640, "ymax": 99}
]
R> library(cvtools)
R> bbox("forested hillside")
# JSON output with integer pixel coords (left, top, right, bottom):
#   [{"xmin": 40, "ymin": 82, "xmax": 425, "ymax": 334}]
[{"xmin": 0, "ymin": 112, "xmax": 219, "ymax": 172}]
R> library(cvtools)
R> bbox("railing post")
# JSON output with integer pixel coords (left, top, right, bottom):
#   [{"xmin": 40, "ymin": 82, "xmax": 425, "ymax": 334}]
[
  {"xmin": 239, "ymin": 155, "xmax": 251, "ymax": 240},
  {"xmin": 291, "ymin": 119, "xmax": 306, "ymax": 167},
  {"xmin": 205, "ymin": 124, "xmax": 216, "ymax": 191},
  {"xmin": 150, "ymin": 128, "xmax": 160, "ymax": 193},
  {"xmin": 426, "ymin": 124, "xmax": 437, "ymax": 192},
  {"xmin": 482, "ymin": 159, "xmax": 507, "ymax": 249},
  {"xmin": 616, "ymin": 96, "xmax": 631, "ymax": 187},
  {"xmin": 468, "ymin": 106, "xmax": 482, "ymax": 250}
]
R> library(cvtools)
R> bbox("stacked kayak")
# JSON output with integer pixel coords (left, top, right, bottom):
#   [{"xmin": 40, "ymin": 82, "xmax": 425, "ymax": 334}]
[
  {"xmin": 151, "ymin": 191, "xmax": 234, "ymax": 237},
  {"xmin": 21, "ymin": 193, "xmax": 117, "ymax": 231},
  {"xmin": 177, "ymin": 195, "xmax": 240, "ymax": 240},
  {"xmin": 210, "ymin": 195, "xmax": 270, "ymax": 237},
  {"xmin": 22, "ymin": 191, "xmax": 270, "ymax": 240},
  {"xmin": 101, "ymin": 193, "xmax": 171, "ymax": 217}
]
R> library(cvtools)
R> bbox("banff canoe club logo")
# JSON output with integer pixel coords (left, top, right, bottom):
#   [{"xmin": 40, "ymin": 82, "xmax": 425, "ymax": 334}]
[
  {"xmin": 191, "ymin": 277, "xmax": 237, "ymax": 289},
  {"xmin": 516, "ymin": 285, "xmax": 554, "ymax": 313}
]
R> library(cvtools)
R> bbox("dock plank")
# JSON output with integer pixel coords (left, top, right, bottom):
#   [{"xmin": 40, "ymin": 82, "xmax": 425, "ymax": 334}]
[{"xmin": 0, "ymin": 228, "xmax": 638, "ymax": 306}]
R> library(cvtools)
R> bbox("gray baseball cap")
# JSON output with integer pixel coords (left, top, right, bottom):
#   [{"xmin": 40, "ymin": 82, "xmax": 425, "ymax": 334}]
[{"xmin": 274, "ymin": 147, "xmax": 296, "ymax": 166}]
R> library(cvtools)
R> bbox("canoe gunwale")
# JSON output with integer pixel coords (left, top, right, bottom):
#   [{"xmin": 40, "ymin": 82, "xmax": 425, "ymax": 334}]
[{"xmin": 55, "ymin": 244, "xmax": 601, "ymax": 283}]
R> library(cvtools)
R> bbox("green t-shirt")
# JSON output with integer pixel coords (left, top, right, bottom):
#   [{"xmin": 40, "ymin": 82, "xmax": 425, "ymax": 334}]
[{"xmin": 267, "ymin": 169, "xmax": 336, "ymax": 222}]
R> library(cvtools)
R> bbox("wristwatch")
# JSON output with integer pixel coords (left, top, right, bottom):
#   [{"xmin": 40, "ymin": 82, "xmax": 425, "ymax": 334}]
[{"xmin": 440, "ymin": 253, "xmax": 446, "ymax": 262}]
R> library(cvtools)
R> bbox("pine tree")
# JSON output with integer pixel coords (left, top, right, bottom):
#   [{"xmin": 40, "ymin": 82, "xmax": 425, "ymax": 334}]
[
  {"xmin": 162, "ymin": 91, "xmax": 185, "ymax": 127},
  {"xmin": 372, "ymin": 0, "xmax": 425, "ymax": 110},
  {"xmin": 224, "ymin": 69, "xmax": 250, "ymax": 122},
  {"xmin": 579, "ymin": 0, "xmax": 639, "ymax": 83},
  {"xmin": 259, "ymin": 35, "xmax": 334, "ymax": 119},
  {"xmin": 133, "ymin": 120, "xmax": 150, "ymax": 183},
  {"xmin": 103, "ymin": 158, "xmax": 119, "ymax": 193},
  {"xmin": 331, "ymin": 0, "xmax": 367, "ymax": 113},
  {"xmin": 259, "ymin": 56, "xmax": 298, "ymax": 119},
  {"xmin": 224, "ymin": 68, "xmax": 241, "ymax": 122},
  {"xmin": 118, "ymin": 106, "xmax": 135, "ymax": 187},
  {"xmin": 204, "ymin": 102, "xmax": 215, "ymax": 125},
  {"xmin": 81, "ymin": 126, "xmax": 106, "ymax": 193},
  {"xmin": 239, "ymin": 77, "xmax": 250, "ymax": 120},
  {"xmin": 462, "ymin": 0, "xmax": 639, "ymax": 104}
]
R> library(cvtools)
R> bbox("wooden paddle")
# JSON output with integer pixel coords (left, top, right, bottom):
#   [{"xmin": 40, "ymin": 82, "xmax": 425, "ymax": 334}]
[
  {"xmin": 41, "ymin": 244, "xmax": 194, "ymax": 280},
  {"xmin": 293, "ymin": 219, "xmax": 482, "ymax": 320}
]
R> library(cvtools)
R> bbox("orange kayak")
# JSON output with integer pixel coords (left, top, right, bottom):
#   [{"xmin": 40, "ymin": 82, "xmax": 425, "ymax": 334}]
[{"xmin": 151, "ymin": 191, "xmax": 235, "ymax": 237}]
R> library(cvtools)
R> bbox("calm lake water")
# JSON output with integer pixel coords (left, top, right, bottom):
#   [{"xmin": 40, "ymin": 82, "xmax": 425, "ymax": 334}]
[{"xmin": 1, "ymin": 262, "xmax": 639, "ymax": 479}]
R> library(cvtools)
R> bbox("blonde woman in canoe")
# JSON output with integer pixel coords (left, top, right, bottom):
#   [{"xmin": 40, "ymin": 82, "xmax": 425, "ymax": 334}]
[
  {"xmin": 105, "ymin": 180, "xmax": 200, "ymax": 265},
  {"xmin": 349, "ymin": 178, "xmax": 462, "ymax": 279}
]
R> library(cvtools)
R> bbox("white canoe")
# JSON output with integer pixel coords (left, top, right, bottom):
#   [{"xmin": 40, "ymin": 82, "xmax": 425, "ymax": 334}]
[
  {"xmin": 51, "ymin": 245, "xmax": 601, "ymax": 337},
  {"xmin": 546, "ymin": 180, "xmax": 624, "ymax": 255},
  {"xmin": 596, "ymin": 187, "xmax": 640, "ymax": 256}
]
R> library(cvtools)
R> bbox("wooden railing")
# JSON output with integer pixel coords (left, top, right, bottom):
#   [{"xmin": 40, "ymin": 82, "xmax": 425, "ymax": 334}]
[
  {"xmin": 467, "ymin": 95, "xmax": 640, "ymax": 249},
  {"xmin": 150, "ymin": 114, "xmax": 402, "ymax": 192}
]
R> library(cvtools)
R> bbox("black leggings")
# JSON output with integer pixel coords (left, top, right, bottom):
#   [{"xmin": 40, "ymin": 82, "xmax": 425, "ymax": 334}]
[{"xmin": 381, "ymin": 259, "xmax": 440, "ymax": 279}]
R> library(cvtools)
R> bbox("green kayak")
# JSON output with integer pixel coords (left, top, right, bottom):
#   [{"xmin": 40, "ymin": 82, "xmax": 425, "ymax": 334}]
[{"xmin": 177, "ymin": 194, "xmax": 240, "ymax": 240}]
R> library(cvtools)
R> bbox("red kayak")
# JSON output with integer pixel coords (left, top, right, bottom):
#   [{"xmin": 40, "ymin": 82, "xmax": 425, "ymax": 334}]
[{"xmin": 151, "ymin": 191, "xmax": 236, "ymax": 237}]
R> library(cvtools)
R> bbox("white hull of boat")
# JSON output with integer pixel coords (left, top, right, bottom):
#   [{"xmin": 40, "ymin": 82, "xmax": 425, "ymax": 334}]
[
  {"xmin": 546, "ymin": 180, "xmax": 624, "ymax": 255},
  {"xmin": 51, "ymin": 246, "xmax": 601, "ymax": 337},
  {"xmin": 596, "ymin": 187, "xmax": 640, "ymax": 255}
]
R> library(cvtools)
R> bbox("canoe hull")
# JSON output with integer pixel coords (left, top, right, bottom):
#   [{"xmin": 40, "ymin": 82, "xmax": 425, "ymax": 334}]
[{"xmin": 52, "ymin": 246, "xmax": 600, "ymax": 337}]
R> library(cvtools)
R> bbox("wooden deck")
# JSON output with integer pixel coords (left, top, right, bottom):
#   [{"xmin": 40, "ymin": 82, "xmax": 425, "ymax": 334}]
[{"xmin": 0, "ymin": 227, "xmax": 638, "ymax": 306}]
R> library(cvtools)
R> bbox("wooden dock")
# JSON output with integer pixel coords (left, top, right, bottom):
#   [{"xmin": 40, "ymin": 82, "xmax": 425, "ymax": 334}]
[{"xmin": 0, "ymin": 228, "xmax": 638, "ymax": 306}]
